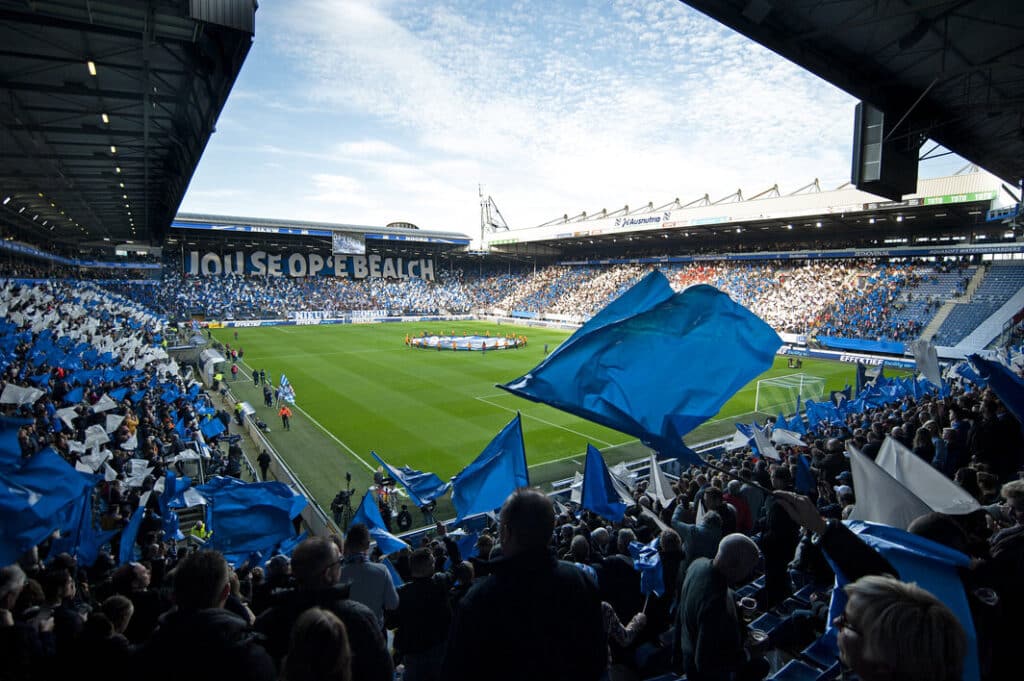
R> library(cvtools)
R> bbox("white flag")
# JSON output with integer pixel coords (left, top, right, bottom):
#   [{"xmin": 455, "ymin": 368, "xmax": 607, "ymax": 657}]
[
  {"xmin": 648, "ymin": 454, "xmax": 675, "ymax": 507},
  {"xmin": 92, "ymin": 394, "xmax": 118, "ymax": 413},
  {"xmin": 752, "ymin": 426, "xmax": 781, "ymax": 461},
  {"xmin": 0, "ymin": 383, "xmax": 44, "ymax": 406},
  {"xmin": 570, "ymin": 471, "xmax": 584, "ymax": 505},
  {"xmin": 771, "ymin": 428, "xmax": 807, "ymax": 448},
  {"xmin": 909, "ymin": 339, "xmax": 942, "ymax": 389},
  {"xmin": 847, "ymin": 443, "xmax": 931, "ymax": 530},
  {"xmin": 83, "ymin": 424, "xmax": 110, "ymax": 449},
  {"xmin": 875, "ymin": 437, "xmax": 981, "ymax": 516},
  {"xmin": 105, "ymin": 414, "xmax": 125, "ymax": 434}
]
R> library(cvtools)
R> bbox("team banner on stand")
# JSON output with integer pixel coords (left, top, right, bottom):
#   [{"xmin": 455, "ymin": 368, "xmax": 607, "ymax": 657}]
[{"xmin": 185, "ymin": 250, "xmax": 435, "ymax": 280}]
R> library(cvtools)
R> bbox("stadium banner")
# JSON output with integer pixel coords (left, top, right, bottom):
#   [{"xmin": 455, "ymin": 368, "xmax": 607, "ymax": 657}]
[
  {"xmin": 779, "ymin": 332, "xmax": 807, "ymax": 345},
  {"xmin": 184, "ymin": 250, "xmax": 435, "ymax": 280},
  {"xmin": 818, "ymin": 336, "xmax": 906, "ymax": 355},
  {"xmin": 781, "ymin": 345, "xmax": 917, "ymax": 370}
]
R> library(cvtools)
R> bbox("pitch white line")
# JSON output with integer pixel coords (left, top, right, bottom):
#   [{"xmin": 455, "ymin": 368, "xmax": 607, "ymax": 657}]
[
  {"xmin": 236, "ymin": 359, "xmax": 375, "ymax": 473},
  {"xmin": 474, "ymin": 395, "xmax": 619, "ymax": 448}
]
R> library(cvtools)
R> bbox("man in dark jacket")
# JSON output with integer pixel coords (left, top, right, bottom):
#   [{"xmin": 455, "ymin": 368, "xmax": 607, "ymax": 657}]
[
  {"xmin": 135, "ymin": 550, "xmax": 275, "ymax": 681},
  {"xmin": 254, "ymin": 536, "xmax": 392, "ymax": 681},
  {"xmin": 441, "ymin": 488, "xmax": 607, "ymax": 681},
  {"xmin": 386, "ymin": 548, "xmax": 452, "ymax": 681},
  {"xmin": 676, "ymin": 534, "xmax": 764, "ymax": 681}
]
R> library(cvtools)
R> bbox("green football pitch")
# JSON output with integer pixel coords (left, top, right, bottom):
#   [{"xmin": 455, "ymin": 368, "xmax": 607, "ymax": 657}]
[{"xmin": 211, "ymin": 321, "xmax": 870, "ymax": 516}]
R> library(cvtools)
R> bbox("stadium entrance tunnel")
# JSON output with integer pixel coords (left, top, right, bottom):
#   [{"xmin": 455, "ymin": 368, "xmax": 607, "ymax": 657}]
[{"xmin": 407, "ymin": 334, "xmax": 527, "ymax": 351}]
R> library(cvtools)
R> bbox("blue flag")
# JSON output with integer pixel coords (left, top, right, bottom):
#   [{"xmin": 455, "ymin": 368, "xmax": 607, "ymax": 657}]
[
  {"xmin": 795, "ymin": 455, "xmax": 816, "ymax": 495},
  {"xmin": 64, "ymin": 386, "xmax": 84, "ymax": 405},
  {"xmin": 119, "ymin": 503, "xmax": 146, "ymax": 565},
  {"xmin": 451, "ymin": 414, "xmax": 529, "ymax": 522},
  {"xmin": 581, "ymin": 444, "xmax": 628, "ymax": 522},
  {"xmin": 500, "ymin": 273, "xmax": 780, "ymax": 465},
  {"xmin": 0, "ymin": 447, "xmax": 99, "ymax": 562},
  {"xmin": 371, "ymin": 451, "xmax": 451, "ymax": 507},
  {"xmin": 197, "ymin": 476, "xmax": 307, "ymax": 567},
  {"xmin": 822, "ymin": 521, "xmax": 980, "ymax": 681},
  {"xmin": 628, "ymin": 537, "xmax": 665, "ymax": 597},
  {"xmin": 969, "ymin": 354, "xmax": 1024, "ymax": 432},
  {"xmin": 200, "ymin": 416, "xmax": 226, "ymax": 439},
  {"xmin": 382, "ymin": 557, "xmax": 404, "ymax": 587},
  {"xmin": 351, "ymin": 492, "xmax": 410, "ymax": 555}
]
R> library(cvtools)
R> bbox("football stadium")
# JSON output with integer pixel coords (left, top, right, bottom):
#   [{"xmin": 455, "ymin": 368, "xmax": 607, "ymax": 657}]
[{"xmin": 0, "ymin": 2, "xmax": 1021, "ymax": 681}]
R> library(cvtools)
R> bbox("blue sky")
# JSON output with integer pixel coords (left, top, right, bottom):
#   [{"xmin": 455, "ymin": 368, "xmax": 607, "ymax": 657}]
[{"xmin": 180, "ymin": 0, "xmax": 967, "ymax": 237}]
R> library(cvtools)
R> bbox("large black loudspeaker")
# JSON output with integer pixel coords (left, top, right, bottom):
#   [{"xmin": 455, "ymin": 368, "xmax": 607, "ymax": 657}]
[{"xmin": 851, "ymin": 102, "xmax": 919, "ymax": 201}]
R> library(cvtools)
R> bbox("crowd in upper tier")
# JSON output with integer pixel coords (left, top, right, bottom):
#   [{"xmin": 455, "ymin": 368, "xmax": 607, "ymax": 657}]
[{"xmin": 70, "ymin": 256, "xmax": 986, "ymax": 343}]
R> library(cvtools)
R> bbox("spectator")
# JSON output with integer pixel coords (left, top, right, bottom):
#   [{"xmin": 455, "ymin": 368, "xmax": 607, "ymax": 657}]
[
  {"xmin": 339, "ymin": 524, "xmax": 399, "ymax": 630},
  {"xmin": 281, "ymin": 607, "xmax": 352, "ymax": 681},
  {"xmin": 385, "ymin": 548, "xmax": 451, "ymax": 681},
  {"xmin": 675, "ymin": 533, "xmax": 766, "ymax": 681},
  {"xmin": 136, "ymin": 550, "xmax": 275, "ymax": 681},
  {"xmin": 442, "ymin": 488, "xmax": 607, "ymax": 681},
  {"xmin": 254, "ymin": 536, "xmax": 392, "ymax": 681}
]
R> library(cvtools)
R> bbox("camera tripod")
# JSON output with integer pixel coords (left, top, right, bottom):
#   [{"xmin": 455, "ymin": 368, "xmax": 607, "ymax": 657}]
[{"xmin": 331, "ymin": 472, "xmax": 355, "ymax": 531}]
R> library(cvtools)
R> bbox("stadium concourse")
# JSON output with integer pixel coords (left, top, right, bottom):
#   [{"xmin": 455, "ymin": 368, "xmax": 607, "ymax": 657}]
[{"xmin": 2, "ymin": 247, "xmax": 1024, "ymax": 681}]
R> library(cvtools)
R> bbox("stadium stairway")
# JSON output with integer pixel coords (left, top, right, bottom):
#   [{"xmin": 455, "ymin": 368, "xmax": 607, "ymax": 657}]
[{"xmin": 920, "ymin": 266, "xmax": 984, "ymax": 341}]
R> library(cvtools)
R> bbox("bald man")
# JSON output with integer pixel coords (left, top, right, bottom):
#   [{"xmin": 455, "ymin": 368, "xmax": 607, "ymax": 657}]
[{"xmin": 675, "ymin": 533, "xmax": 767, "ymax": 681}]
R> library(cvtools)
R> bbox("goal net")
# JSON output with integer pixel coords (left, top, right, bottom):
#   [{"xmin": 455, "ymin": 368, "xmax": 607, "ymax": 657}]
[{"xmin": 754, "ymin": 373, "xmax": 826, "ymax": 416}]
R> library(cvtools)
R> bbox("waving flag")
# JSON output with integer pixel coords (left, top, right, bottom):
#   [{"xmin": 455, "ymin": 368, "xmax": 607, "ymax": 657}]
[
  {"xmin": 647, "ymin": 454, "xmax": 675, "ymax": 506},
  {"xmin": 628, "ymin": 537, "xmax": 665, "ymax": 597},
  {"xmin": 351, "ymin": 492, "xmax": 410, "ymax": 555},
  {"xmin": 279, "ymin": 375, "xmax": 296, "ymax": 403},
  {"xmin": 451, "ymin": 413, "xmax": 529, "ymax": 522},
  {"xmin": 970, "ymin": 354, "xmax": 1024, "ymax": 430},
  {"xmin": 371, "ymin": 452, "xmax": 450, "ymax": 507},
  {"xmin": 581, "ymin": 444, "xmax": 628, "ymax": 522},
  {"xmin": 500, "ymin": 273, "xmax": 781, "ymax": 465}
]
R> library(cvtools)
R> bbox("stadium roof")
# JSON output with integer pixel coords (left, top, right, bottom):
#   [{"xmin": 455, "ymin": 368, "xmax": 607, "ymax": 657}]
[
  {"xmin": 172, "ymin": 213, "xmax": 473, "ymax": 243},
  {"xmin": 0, "ymin": 0, "xmax": 255, "ymax": 246},
  {"xmin": 488, "ymin": 171, "xmax": 1002, "ymax": 253},
  {"xmin": 679, "ymin": 0, "xmax": 1024, "ymax": 187}
]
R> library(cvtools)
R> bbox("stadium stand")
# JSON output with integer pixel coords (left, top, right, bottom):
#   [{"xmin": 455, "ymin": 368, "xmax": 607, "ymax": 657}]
[
  {"xmin": 933, "ymin": 263, "xmax": 1024, "ymax": 345},
  {"xmin": 3, "ymin": 250, "xmax": 1022, "ymax": 681}
]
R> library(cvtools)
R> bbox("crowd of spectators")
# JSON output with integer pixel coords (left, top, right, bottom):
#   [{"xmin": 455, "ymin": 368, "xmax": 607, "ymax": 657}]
[
  {"xmin": 3, "ymin": 264, "xmax": 1024, "ymax": 681},
  {"xmin": 1, "ymin": 252, "xmax": 995, "ymax": 345}
]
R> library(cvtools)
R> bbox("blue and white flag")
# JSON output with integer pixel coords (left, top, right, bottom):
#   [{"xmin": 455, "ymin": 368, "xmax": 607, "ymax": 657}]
[
  {"xmin": 277, "ymin": 375, "xmax": 296, "ymax": 403},
  {"xmin": 628, "ymin": 537, "xmax": 665, "ymax": 597},
  {"xmin": 371, "ymin": 452, "xmax": 450, "ymax": 508}
]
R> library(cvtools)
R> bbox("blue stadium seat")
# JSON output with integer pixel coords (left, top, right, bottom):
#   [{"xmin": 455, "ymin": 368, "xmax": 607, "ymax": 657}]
[{"xmin": 769, "ymin": 659, "xmax": 821, "ymax": 681}]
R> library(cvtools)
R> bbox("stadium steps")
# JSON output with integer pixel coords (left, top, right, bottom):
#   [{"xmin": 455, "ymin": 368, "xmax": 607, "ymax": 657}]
[
  {"xmin": 921, "ymin": 300, "xmax": 956, "ymax": 340},
  {"xmin": 920, "ymin": 266, "xmax": 985, "ymax": 340},
  {"xmin": 961, "ymin": 264, "xmax": 988, "ymax": 301}
]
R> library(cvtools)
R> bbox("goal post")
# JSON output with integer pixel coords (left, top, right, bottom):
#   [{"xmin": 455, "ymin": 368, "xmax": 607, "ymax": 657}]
[{"xmin": 754, "ymin": 373, "xmax": 827, "ymax": 416}]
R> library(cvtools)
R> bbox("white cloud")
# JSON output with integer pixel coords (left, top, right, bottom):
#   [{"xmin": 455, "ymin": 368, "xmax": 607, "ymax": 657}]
[{"xmin": 186, "ymin": 0, "xmax": 876, "ymax": 233}]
